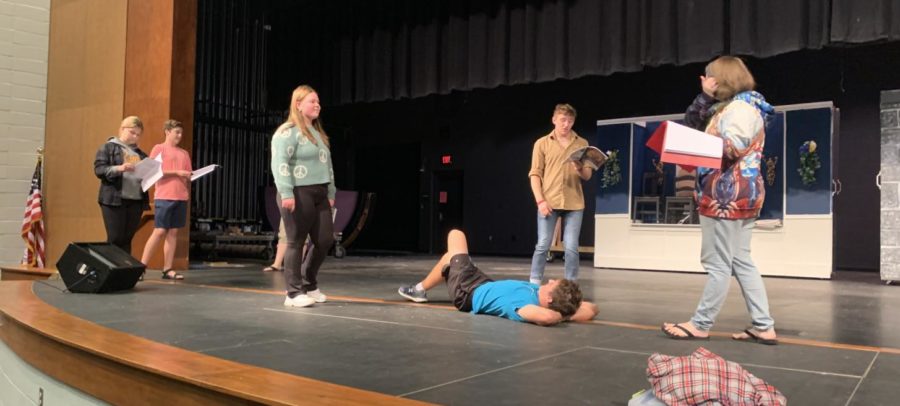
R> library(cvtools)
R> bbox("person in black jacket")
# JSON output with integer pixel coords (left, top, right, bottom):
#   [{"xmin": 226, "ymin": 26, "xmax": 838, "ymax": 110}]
[{"xmin": 93, "ymin": 116, "xmax": 150, "ymax": 253}]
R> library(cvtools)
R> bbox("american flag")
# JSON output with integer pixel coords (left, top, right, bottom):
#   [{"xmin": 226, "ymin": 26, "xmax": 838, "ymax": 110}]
[{"xmin": 21, "ymin": 158, "xmax": 45, "ymax": 268}]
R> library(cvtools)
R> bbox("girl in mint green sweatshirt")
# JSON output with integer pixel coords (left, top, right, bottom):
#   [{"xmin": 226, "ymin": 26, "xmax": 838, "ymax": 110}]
[{"xmin": 271, "ymin": 85, "xmax": 336, "ymax": 308}]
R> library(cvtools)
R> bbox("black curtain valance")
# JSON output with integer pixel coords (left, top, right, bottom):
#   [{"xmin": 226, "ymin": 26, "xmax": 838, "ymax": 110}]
[{"xmin": 266, "ymin": 0, "xmax": 900, "ymax": 104}]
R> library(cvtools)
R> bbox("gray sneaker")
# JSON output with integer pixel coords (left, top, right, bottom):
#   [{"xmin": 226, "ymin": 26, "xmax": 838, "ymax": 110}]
[{"xmin": 398, "ymin": 285, "xmax": 428, "ymax": 303}]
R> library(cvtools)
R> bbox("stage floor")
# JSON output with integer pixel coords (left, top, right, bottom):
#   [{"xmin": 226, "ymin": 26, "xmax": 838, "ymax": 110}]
[{"xmin": 33, "ymin": 256, "xmax": 900, "ymax": 405}]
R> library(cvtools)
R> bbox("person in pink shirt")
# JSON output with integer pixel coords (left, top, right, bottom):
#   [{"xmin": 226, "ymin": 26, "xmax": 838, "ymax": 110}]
[{"xmin": 141, "ymin": 119, "xmax": 192, "ymax": 280}]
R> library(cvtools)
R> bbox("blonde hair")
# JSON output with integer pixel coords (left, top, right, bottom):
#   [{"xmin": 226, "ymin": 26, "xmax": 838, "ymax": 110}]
[
  {"xmin": 553, "ymin": 103, "xmax": 577, "ymax": 118},
  {"xmin": 163, "ymin": 119, "xmax": 183, "ymax": 132},
  {"xmin": 120, "ymin": 116, "xmax": 144, "ymax": 130},
  {"xmin": 705, "ymin": 56, "xmax": 756, "ymax": 101},
  {"xmin": 282, "ymin": 85, "xmax": 329, "ymax": 147}
]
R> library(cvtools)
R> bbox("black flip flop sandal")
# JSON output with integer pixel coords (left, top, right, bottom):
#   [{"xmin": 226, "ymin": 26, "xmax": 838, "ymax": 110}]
[
  {"xmin": 661, "ymin": 323, "xmax": 710, "ymax": 341},
  {"xmin": 734, "ymin": 328, "xmax": 778, "ymax": 345}
]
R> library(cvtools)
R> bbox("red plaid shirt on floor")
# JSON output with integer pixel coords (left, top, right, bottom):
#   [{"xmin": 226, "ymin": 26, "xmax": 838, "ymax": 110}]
[{"xmin": 647, "ymin": 347, "xmax": 786, "ymax": 406}]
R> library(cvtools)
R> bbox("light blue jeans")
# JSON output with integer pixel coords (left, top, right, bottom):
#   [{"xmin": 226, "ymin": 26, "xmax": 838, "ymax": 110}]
[
  {"xmin": 690, "ymin": 216, "xmax": 775, "ymax": 332},
  {"xmin": 530, "ymin": 209, "xmax": 583, "ymax": 283}
]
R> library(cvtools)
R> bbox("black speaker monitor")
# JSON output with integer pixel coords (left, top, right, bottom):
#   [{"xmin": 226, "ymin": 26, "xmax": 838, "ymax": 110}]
[{"xmin": 56, "ymin": 242, "xmax": 146, "ymax": 293}]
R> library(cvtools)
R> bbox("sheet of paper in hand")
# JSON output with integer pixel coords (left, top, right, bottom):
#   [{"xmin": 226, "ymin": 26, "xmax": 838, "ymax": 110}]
[
  {"xmin": 191, "ymin": 164, "xmax": 220, "ymax": 181},
  {"xmin": 138, "ymin": 154, "xmax": 164, "ymax": 192},
  {"xmin": 568, "ymin": 146, "xmax": 609, "ymax": 170}
]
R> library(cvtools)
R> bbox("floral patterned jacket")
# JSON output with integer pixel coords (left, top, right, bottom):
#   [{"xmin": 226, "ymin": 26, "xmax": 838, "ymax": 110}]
[{"xmin": 694, "ymin": 91, "xmax": 774, "ymax": 219}]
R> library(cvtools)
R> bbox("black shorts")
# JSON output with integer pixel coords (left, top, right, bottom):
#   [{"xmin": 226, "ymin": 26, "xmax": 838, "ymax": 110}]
[{"xmin": 442, "ymin": 254, "xmax": 493, "ymax": 312}]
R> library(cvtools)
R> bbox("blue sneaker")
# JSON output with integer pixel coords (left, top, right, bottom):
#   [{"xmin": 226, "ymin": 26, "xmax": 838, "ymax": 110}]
[{"xmin": 398, "ymin": 285, "xmax": 428, "ymax": 303}]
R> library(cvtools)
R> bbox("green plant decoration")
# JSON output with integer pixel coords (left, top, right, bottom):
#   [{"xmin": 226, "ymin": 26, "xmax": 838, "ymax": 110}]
[
  {"xmin": 765, "ymin": 155, "xmax": 778, "ymax": 187},
  {"xmin": 797, "ymin": 141, "xmax": 821, "ymax": 186},
  {"xmin": 600, "ymin": 149, "xmax": 621, "ymax": 189}
]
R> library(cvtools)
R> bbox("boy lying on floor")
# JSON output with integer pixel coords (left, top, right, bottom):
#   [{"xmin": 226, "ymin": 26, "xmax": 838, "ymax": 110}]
[{"xmin": 398, "ymin": 229, "xmax": 598, "ymax": 326}]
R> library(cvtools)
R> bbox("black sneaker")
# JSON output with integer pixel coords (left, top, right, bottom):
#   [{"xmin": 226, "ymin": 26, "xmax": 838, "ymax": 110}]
[{"xmin": 398, "ymin": 285, "xmax": 428, "ymax": 303}]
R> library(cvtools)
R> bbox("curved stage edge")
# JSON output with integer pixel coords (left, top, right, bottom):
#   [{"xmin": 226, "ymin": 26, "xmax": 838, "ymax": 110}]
[{"xmin": 0, "ymin": 281, "xmax": 428, "ymax": 405}]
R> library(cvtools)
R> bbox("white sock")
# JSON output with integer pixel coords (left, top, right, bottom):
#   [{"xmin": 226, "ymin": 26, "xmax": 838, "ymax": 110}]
[{"xmin": 415, "ymin": 282, "xmax": 425, "ymax": 292}]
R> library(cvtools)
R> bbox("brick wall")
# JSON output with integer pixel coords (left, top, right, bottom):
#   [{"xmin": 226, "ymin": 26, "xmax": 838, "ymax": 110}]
[{"xmin": 0, "ymin": 0, "xmax": 50, "ymax": 264}]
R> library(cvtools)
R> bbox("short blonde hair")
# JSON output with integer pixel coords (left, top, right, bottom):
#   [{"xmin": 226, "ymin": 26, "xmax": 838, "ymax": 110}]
[
  {"xmin": 705, "ymin": 56, "xmax": 755, "ymax": 101},
  {"xmin": 553, "ymin": 103, "xmax": 577, "ymax": 118},
  {"xmin": 163, "ymin": 119, "xmax": 183, "ymax": 132},
  {"xmin": 121, "ymin": 116, "xmax": 144, "ymax": 130}
]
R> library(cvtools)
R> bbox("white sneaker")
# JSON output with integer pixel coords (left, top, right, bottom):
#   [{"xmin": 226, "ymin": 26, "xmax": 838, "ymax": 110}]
[
  {"xmin": 283, "ymin": 295, "xmax": 316, "ymax": 308},
  {"xmin": 306, "ymin": 289, "xmax": 327, "ymax": 303},
  {"xmin": 529, "ymin": 279, "xmax": 542, "ymax": 285}
]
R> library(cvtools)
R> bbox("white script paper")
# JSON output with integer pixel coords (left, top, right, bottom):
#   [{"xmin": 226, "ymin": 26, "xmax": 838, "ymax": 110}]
[
  {"xmin": 138, "ymin": 154, "xmax": 164, "ymax": 192},
  {"xmin": 191, "ymin": 164, "xmax": 220, "ymax": 181}
]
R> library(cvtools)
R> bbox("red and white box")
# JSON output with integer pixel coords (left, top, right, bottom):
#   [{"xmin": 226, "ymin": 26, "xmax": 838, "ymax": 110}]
[{"xmin": 646, "ymin": 121, "xmax": 722, "ymax": 170}]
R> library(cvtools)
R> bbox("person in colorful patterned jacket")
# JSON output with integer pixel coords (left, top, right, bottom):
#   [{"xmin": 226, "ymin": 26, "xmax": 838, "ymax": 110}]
[
  {"xmin": 662, "ymin": 56, "xmax": 779, "ymax": 345},
  {"xmin": 271, "ymin": 85, "xmax": 336, "ymax": 308}
]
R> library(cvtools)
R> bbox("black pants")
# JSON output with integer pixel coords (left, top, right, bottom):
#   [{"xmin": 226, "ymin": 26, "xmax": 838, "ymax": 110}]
[
  {"xmin": 100, "ymin": 200, "xmax": 143, "ymax": 254},
  {"xmin": 278, "ymin": 184, "xmax": 334, "ymax": 297}
]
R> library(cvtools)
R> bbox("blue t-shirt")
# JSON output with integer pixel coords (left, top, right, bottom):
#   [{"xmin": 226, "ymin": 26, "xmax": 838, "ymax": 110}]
[{"xmin": 470, "ymin": 280, "xmax": 540, "ymax": 322}]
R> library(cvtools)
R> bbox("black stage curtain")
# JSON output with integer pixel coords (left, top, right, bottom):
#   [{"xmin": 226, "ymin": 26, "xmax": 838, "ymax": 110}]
[
  {"xmin": 831, "ymin": 0, "xmax": 900, "ymax": 43},
  {"xmin": 297, "ymin": 0, "xmax": 725, "ymax": 104},
  {"xmin": 193, "ymin": 0, "xmax": 900, "ymax": 243},
  {"xmin": 193, "ymin": 0, "xmax": 284, "ymax": 221},
  {"xmin": 730, "ymin": 0, "xmax": 831, "ymax": 57},
  {"xmin": 271, "ymin": 0, "xmax": 900, "ymax": 105}
]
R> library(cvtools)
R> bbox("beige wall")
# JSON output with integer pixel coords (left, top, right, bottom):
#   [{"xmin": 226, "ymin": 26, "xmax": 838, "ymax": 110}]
[
  {"xmin": 44, "ymin": 0, "xmax": 128, "ymax": 265},
  {"xmin": 40, "ymin": 0, "xmax": 195, "ymax": 268},
  {"xmin": 125, "ymin": 0, "xmax": 196, "ymax": 271},
  {"xmin": 0, "ymin": 0, "xmax": 51, "ymax": 265}
]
